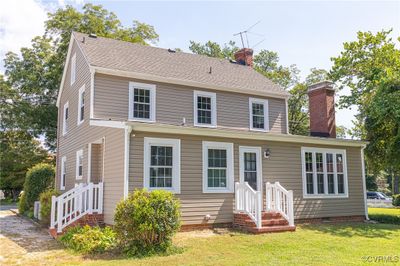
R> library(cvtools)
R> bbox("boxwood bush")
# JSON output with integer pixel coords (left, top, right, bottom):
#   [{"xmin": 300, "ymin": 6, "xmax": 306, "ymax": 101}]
[
  {"xmin": 59, "ymin": 225, "xmax": 116, "ymax": 254},
  {"xmin": 39, "ymin": 189, "xmax": 60, "ymax": 226},
  {"xmin": 393, "ymin": 194, "xmax": 400, "ymax": 207},
  {"xmin": 20, "ymin": 163, "xmax": 55, "ymax": 214},
  {"xmin": 114, "ymin": 189, "xmax": 181, "ymax": 256}
]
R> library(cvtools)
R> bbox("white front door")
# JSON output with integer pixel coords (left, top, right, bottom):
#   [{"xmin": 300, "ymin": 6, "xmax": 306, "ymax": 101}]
[{"xmin": 239, "ymin": 146, "xmax": 262, "ymax": 191}]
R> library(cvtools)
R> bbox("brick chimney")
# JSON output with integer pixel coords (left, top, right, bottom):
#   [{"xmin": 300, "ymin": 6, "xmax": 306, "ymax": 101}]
[
  {"xmin": 234, "ymin": 48, "xmax": 253, "ymax": 67},
  {"xmin": 308, "ymin": 81, "xmax": 336, "ymax": 138}
]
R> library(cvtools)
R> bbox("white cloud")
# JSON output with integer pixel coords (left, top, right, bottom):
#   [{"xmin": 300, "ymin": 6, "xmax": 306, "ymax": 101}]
[{"xmin": 0, "ymin": 0, "xmax": 49, "ymax": 73}]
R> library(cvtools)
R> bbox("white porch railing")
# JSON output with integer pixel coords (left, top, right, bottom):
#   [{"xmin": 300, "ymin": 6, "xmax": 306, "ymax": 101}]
[
  {"xmin": 265, "ymin": 182, "xmax": 294, "ymax": 226},
  {"xmin": 235, "ymin": 182, "xmax": 262, "ymax": 228},
  {"xmin": 50, "ymin": 182, "xmax": 103, "ymax": 233}
]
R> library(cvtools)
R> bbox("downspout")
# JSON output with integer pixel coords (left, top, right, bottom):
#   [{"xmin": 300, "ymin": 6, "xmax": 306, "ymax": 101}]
[
  {"xmin": 123, "ymin": 125, "xmax": 133, "ymax": 199},
  {"xmin": 361, "ymin": 145, "xmax": 369, "ymax": 220}
]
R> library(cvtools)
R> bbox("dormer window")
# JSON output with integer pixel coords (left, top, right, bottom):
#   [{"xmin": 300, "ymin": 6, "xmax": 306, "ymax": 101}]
[
  {"xmin": 77, "ymin": 85, "xmax": 85, "ymax": 125},
  {"xmin": 70, "ymin": 53, "xmax": 76, "ymax": 85},
  {"xmin": 194, "ymin": 91, "xmax": 216, "ymax": 127},
  {"xmin": 129, "ymin": 82, "xmax": 156, "ymax": 122},
  {"xmin": 249, "ymin": 98, "xmax": 269, "ymax": 132}
]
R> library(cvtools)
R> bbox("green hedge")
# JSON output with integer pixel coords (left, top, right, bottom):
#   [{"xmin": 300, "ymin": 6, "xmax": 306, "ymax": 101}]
[
  {"xmin": 393, "ymin": 194, "xmax": 400, "ymax": 207},
  {"xmin": 39, "ymin": 189, "xmax": 59, "ymax": 226},
  {"xmin": 20, "ymin": 163, "xmax": 55, "ymax": 215},
  {"xmin": 114, "ymin": 189, "xmax": 181, "ymax": 256},
  {"xmin": 59, "ymin": 225, "xmax": 116, "ymax": 254}
]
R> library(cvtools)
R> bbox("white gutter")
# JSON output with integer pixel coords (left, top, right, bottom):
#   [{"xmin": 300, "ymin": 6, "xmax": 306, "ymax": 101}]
[{"xmin": 361, "ymin": 145, "xmax": 369, "ymax": 220}]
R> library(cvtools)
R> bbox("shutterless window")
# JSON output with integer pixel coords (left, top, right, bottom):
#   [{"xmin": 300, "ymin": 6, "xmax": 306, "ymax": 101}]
[
  {"xmin": 70, "ymin": 53, "xmax": 76, "ymax": 85},
  {"xmin": 63, "ymin": 102, "xmax": 69, "ymax": 136},
  {"xmin": 302, "ymin": 148, "xmax": 348, "ymax": 198},
  {"xmin": 129, "ymin": 82, "xmax": 156, "ymax": 122},
  {"xmin": 249, "ymin": 98, "xmax": 269, "ymax": 131},
  {"xmin": 194, "ymin": 91, "xmax": 216, "ymax": 127},
  {"xmin": 207, "ymin": 149, "xmax": 227, "ymax": 188},
  {"xmin": 78, "ymin": 86, "xmax": 85, "ymax": 124},
  {"xmin": 76, "ymin": 150, "xmax": 83, "ymax": 180},
  {"xmin": 60, "ymin": 156, "xmax": 66, "ymax": 190},
  {"xmin": 150, "ymin": 146, "xmax": 173, "ymax": 188}
]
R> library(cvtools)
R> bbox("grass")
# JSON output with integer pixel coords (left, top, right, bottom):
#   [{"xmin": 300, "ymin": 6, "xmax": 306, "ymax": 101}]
[
  {"xmin": 5, "ymin": 222, "xmax": 399, "ymax": 266},
  {"xmin": 368, "ymin": 207, "xmax": 400, "ymax": 225}
]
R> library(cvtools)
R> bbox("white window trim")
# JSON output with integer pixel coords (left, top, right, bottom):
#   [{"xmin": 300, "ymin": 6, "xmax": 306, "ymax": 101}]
[
  {"xmin": 301, "ymin": 147, "xmax": 349, "ymax": 199},
  {"xmin": 202, "ymin": 141, "xmax": 234, "ymax": 193},
  {"xmin": 70, "ymin": 53, "xmax": 76, "ymax": 85},
  {"xmin": 239, "ymin": 146, "xmax": 262, "ymax": 192},
  {"xmin": 62, "ymin": 102, "xmax": 69, "ymax": 136},
  {"xmin": 76, "ymin": 149, "xmax": 83, "ymax": 180},
  {"xmin": 143, "ymin": 137, "xmax": 181, "ymax": 194},
  {"xmin": 249, "ymin": 97, "xmax": 269, "ymax": 132},
  {"xmin": 128, "ymin": 82, "xmax": 156, "ymax": 122},
  {"xmin": 60, "ymin": 156, "xmax": 66, "ymax": 190},
  {"xmin": 77, "ymin": 85, "xmax": 85, "ymax": 125},
  {"xmin": 193, "ymin": 90, "xmax": 217, "ymax": 128}
]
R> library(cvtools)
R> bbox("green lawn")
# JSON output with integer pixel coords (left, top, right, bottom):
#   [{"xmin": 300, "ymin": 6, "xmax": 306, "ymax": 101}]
[
  {"xmin": 369, "ymin": 207, "xmax": 400, "ymax": 224},
  {"xmin": 369, "ymin": 207, "xmax": 400, "ymax": 216}
]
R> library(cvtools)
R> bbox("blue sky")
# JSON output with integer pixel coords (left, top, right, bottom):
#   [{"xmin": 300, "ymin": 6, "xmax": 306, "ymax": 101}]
[{"xmin": 1, "ymin": 0, "xmax": 399, "ymax": 131}]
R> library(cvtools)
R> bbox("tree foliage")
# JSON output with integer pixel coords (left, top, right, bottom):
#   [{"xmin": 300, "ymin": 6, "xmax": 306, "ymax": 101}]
[
  {"xmin": 330, "ymin": 29, "xmax": 400, "ymax": 194},
  {"xmin": 2, "ymin": 4, "xmax": 159, "ymax": 150},
  {"xmin": 189, "ymin": 40, "xmax": 239, "ymax": 59}
]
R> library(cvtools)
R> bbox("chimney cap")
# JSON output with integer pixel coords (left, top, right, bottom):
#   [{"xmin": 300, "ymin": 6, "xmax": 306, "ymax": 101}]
[{"xmin": 308, "ymin": 81, "xmax": 335, "ymax": 93}]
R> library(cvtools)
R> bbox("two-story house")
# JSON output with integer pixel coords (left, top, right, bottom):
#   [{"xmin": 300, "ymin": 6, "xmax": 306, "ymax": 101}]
[{"xmin": 50, "ymin": 32, "xmax": 368, "ymax": 234}]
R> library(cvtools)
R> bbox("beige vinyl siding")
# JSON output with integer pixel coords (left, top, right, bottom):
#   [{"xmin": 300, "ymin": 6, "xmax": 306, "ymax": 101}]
[
  {"xmin": 94, "ymin": 73, "xmax": 287, "ymax": 134},
  {"xmin": 56, "ymin": 40, "xmax": 125, "ymax": 224},
  {"xmin": 129, "ymin": 132, "xmax": 365, "ymax": 225}
]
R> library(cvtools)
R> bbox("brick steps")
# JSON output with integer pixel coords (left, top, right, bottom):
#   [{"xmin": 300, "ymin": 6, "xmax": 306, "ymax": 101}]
[{"xmin": 234, "ymin": 211, "xmax": 296, "ymax": 234}]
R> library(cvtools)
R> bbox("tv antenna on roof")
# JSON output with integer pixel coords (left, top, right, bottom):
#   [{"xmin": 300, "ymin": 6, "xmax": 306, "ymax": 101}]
[{"xmin": 233, "ymin": 20, "xmax": 264, "ymax": 48}]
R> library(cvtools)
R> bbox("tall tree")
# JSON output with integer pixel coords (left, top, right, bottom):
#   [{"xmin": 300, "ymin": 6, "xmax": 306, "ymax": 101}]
[
  {"xmin": 2, "ymin": 4, "xmax": 159, "ymax": 150},
  {"xmin": 330, "ymin": 29, "xmax": 400, "ymax": 194},
  {"xmin": 189, "ymin": 40, "xmax": 239, "ymax": 59}
]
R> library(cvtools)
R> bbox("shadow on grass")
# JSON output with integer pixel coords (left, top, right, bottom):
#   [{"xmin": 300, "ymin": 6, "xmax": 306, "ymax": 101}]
[{"xmin": 300, "ymin": 222, "xmax": 400, "ymax": 239}]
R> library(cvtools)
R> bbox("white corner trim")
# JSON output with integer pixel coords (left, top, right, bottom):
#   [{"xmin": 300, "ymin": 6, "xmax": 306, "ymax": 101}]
[
  {"xmin": 249, "ymin": 97, "xmax": 269, "ymax": 132},
  {"xmin": 90, "ymin": 68, "xmax": 94, "ymax": 119},
  {"xmin": 239, "ymin": 146, "xmax": 262, "ymax": 192},
  {"xmin": 361, "ymin": 146, "xmax": 369, "ymax": 220},
  {"xmin": 143, "ymin": 137, "xmax": 181, "ymax": 194},
  {"xmin": 87, "ymin": 143, "xmax": 92, "ymax": 183},
  {"xmin": 124, "ymin": 126, "xmax": 132, "ymax": 199},
  {"xmin": 128, "ymin": 81, "xmax": 156, "ymax": 122},
  {"xmin": 285, "ymin": 98, "xmax": 290, "ymax": 134},
  {"xmin": 77, "ymin": 85, "xmax": 85, "ymax": 126},
  {"xmin": 301, "ymin": 147, "xmax": 349, "ymax": 199},
  {"xmin": 89, "ymin": 119, "xmax": 127, "ymax": 129},
  {"xmin": 202, "ymin": 141, "xmax": 234, "ymax": 193},
  {"xmin": 193, "ymin": 90, "xmax": 217, "ymax": 128}
]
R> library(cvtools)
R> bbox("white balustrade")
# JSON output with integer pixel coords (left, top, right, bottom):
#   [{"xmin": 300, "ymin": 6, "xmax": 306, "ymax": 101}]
[
  {"xmin": 265, "ymin": 182, "xmax": 294, "ymax": 226},
  {"xmin": 235, "ymin": 182, "xmax": 262, "ymax": 229}
]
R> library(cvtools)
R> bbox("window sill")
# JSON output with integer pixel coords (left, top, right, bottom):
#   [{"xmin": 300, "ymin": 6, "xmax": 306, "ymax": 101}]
[
  {"xmin": 194, "ymin": 123, "xmax": 217, "ymax": 128},
  {"xmin": 77, "ymin": 120, "xmax": 84, "ymax": 126},
  {"xmin": 76, "ymin": 176, "xmax": 83, "ymax": 180},
  {"xmin": 203, "ymin": 188, "xmax": 234, "ymax": 194},
  {"xmin": 145, "ymin": 187, "xmax": 180, "ymax": 194},
  {"xmin": 249, "ymin": 128, "xmax": 269, "ymax": 133},
  {"xmin": 303, "ymin": 194, "xmax": 348, "ymax": 199},
  {"xmin": 128, "ymin": 118, "xmax": 155, "ymax": 123}
]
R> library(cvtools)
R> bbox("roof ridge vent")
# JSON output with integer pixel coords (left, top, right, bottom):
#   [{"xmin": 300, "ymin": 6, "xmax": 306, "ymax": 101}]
[
  {"xmin": 168, "ymin": 48, "xmax": 176, "ymax": 53},
  {"xmin": 89, "ymin": 33, "xmax": 97, "ymax": 38}
]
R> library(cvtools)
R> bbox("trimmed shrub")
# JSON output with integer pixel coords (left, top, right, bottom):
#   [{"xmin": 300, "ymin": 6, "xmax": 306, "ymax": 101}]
[
  {"xmin": 114, "ymin": 189, "xmax": 181, "ymax": 256},
  {"xmin": 393, "ymin": 194, "xmax": 400, "ymax": 207},
  {"xmin": 18, "ymin": 191, "xmax": 28, "ymax": 214},
  {"xmin": 22, "ymin": 163, "xmax": 55, "ymax": 212},
  {"xmin": 39, "ymin": 189, "xmax": 60, "ymax": 226},
  {"xmin": 59, "ymin": 225, "xmax": 116, "ymax": 254}
]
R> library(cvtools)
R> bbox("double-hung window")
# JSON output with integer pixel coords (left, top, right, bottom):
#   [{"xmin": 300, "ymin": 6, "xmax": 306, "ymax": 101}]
[
  {"xmin": 70, "ymin": 53, "xmax": 76, "ymax": 85},
  {"xmin": 63, "ymin": 102, "xmax": 69, "ymax": 136},
  {"xmin": 249, "ymin": 98, "xmax": 269, "ymax": 132},
  {"xmin": 301, "ymin": 147, "xmax": 348, "ymax": 198},
  {"xmin": 77, "ymin": 85, "xmax": 85, "ymax": 125},
  {"xmin": 129, "ymin": 82, "xmax": 156, "ymax": 122},
  {"xmin": 60, "ymin": 156, "xmax": 66, "ymax": 190},
  {"xmin": 76, "ymin": 149, "xmax": 83, "ymax": 180},
  {"xmin": 144, "ymin": 138, "xmax": 180, "ymax": 193},
  {"xmin": 202, "ymin": 141, "xmax": 234, "ymax": 193},
  {"xmin": 194, "ymin": 91, "xmax": 216, "ymax": 127}
]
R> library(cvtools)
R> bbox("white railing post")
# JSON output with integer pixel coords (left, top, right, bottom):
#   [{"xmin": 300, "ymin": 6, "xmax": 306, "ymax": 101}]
[
  {"xmin": 50, "ymin": 196, "xmax": 56, "ymax": 229},
  {"xmin": 288, "ymin": 190, "xmax": 294, "ymax": 226},
  {"xmin": 98, "ymin": 182, "xmax": 104, "ymax": 213},
  {"xmin": 256, "ymin": 191, "xmax": 262, "ymax": 229},
  {"xmin": 88, "ymin": 182, "xmax": 93, "ymax": 214},
  {"xmin": 57, "ymin": 197, "xmax": 63, "ymax": 233}
]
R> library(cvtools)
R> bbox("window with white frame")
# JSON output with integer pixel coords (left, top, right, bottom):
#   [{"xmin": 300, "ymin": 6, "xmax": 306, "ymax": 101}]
[
  {"xmin": 301, "ymin": 147, "xmax": 348, "ymax": 198},
  {"xmin": 70, "ymin": 53, "xmax": 76, "ymax": 85},
  {"xmin": 76, "ymin": 149, "xmax": 83, "ymax": 180},
  {"xmin": 60, "ymin": 156, "xmax": 66, "ymax": 190},
  {"xmin": 249, "ymin": 98, "xmax": 269, "ymax": 131},
  {"xmin": 63, "ymin": 102, "xmax": 69, "ymax": 136},
  {"xmin": 202, "ymin": 141, "xmax": 234, "ymax": 193},
  {"xmin": 194, "ymin": 91, "xmax": 216, "ymax": 127},
  {"xmin": 144, "ymin": 138, "xmax": 180, "ymax": 193},
  {"xmin": 129, "ymin": 82, "xmax": 156, "ymax": 122},
  {"xmin": 77, "ymin": 85, "xmax": 85, "ymax": 125}
]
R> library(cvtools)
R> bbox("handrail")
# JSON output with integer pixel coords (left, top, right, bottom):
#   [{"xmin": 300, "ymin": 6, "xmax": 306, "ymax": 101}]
[
  {"xmin": 265, "ymin": 182, "xmax": 294, "ymax": 226},
  {"xmin": 235, "ymin": 182, "xmax": 262, "ymax": 229},
  {"xmin": 50, "ymin": 182, "xmax": 103, "ymax": 233}
]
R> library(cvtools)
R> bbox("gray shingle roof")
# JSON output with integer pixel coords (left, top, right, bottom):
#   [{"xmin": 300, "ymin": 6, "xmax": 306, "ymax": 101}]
[{"xmin": 73, "ymin": 32, "xmax": 289, "ymax": 98}]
